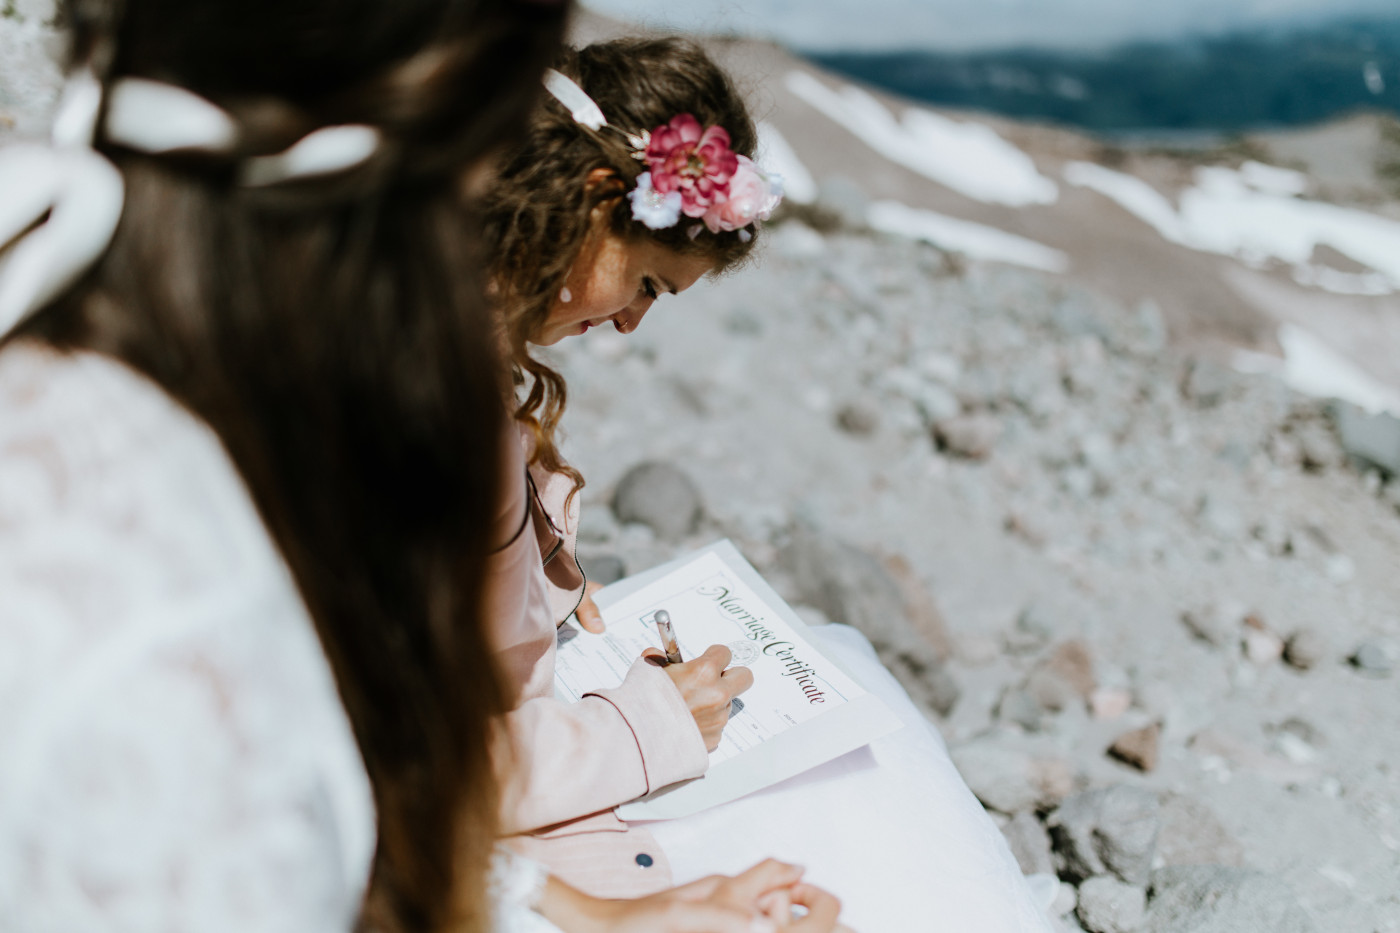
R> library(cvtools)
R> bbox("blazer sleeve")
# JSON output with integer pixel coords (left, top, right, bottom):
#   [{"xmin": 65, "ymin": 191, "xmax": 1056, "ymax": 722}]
[{"xmin": 495, "ymin": 659, "xmax": 710, "ymax": 835}]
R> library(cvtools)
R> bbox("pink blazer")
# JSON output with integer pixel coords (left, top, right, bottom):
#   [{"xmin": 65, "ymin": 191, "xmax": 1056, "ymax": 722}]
[{"xmin": 488, "ymin": 425, "xmax": 709, "ymax": 896}]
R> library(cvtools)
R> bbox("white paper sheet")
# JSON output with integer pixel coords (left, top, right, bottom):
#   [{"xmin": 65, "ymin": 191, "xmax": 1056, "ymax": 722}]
[{"xmin": 554, "ymin": 540, "xmax": 900, "ymax": 820}]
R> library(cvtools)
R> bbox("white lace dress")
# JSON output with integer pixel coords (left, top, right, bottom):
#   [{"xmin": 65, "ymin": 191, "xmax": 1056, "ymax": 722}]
[{"xmin": 0, "ymin": 344, "xmax": 559, "ymax": 933}]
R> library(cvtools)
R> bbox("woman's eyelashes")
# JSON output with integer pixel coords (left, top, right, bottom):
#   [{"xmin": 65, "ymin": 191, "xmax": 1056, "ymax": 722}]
[{"xmin": 641, "ymin": 276, "xmax": 659, "ymax": 301}]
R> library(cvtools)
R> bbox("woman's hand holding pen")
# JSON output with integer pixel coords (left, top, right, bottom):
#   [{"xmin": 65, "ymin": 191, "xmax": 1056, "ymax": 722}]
[{"xmin": 644, "ymin": 644, "xmax": 754, "ymax": 751}]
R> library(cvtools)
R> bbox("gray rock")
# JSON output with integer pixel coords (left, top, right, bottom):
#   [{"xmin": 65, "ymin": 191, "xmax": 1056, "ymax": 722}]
[
  {"xmin": 1267, "ymin": 432, "xmax": 1305, "ymax": 470},
  {"xmin": 1005, "ymin": 603, "xmax": 1056, "ymax": 655},
  {"xmin": 611, "ymin": 462, "xmax": 703, "ymax": 541},
  {"xmin": 1180, "ymin": 359, "xmax": 1232, "ymax": 408},
  {"xmin": 1108, "ymin": 723, "xmax": 1161, "ymax": 773},
  {"xmin": 1250, "ymin": 515, "xmax": 1292, "ymax": 557},
  {"xmin": 1196, "ymin": 494, "xmax": 1244, "ymax": 540},
  {"xmin": 1143, "ymin": 866, "xmax": 1316, "ymax": 933},
  {"xmin": 1001, "ymin": 810, "xmax": 1056, "ymax": 876},
  {"xmin": 1047, "ymin": 785, "xmax": 1160, "ymax": 885},
  {"xmin": 956, "ymin": 365, "xmax": 1008, "ymax": 409},
  {"xmin": 1331, "ymin": 401, "xmax": 1400, "ymax": 476},
  {"xmin": 1079, "ymin": 431, "xmax": 1118, "ymax": 479},
  {"xmin": 1275, "ymin": 717, "xmax": 1324, "ymax": 748},
  {"xmin": 1024, "ymin": 667, "xmax": 1083, "ymax": 714},
  {"xmin": 1035, "ymin": 640, "xmax": 1097, "ymax": 701},
  {"xmin": 1051, "ymin": 296, "xmax": 1111, "ymax": 340},
  {"xmin": 1076, "ymin": 876, "xmax": 1147, "ymax": 933},
  {"xmin": 578, "ymin": 552, "xmax": 626, "ymax": 586},
  {"xmin": 1294, "ymin": 420, "xmax": 1343, "ymax": 471},
  {"xmin": 1052, "ymin": 881, "xmax": 1080, "ymax": 920},
  {"xmin": 780, "ymin": 522, "xmax": 956, "ymax": 716},
  {"xmin": 1283, "ymin": 627, "xmax": 1330, "ymax": 670},
  {"xmin": 1126, "ymin": 299, "xmax": 1168, "ymax": 356},
  {"xmin": 1154, "ymin": 794, "xmax": 1244, "ymax": 868},
  {"xmin": 1242, "ymin": 620, "xmax": 1284, "ymax": 666},
  {"xmin": 1350, "ymin": 641, "xmax": 1393, "ymax": 677},
  {"xmin": 1180, "ymin": 602, "xmax": 1243, "ymax": 649},
  {"xmin": 934, "ymin": 414, "xmax": 1003, "ymax": 459},
  {"xmin": 1061, "ymin": 465, "xmax": 1099, "ymax": 500},
  {"xmin": 951, "ymin": 734, "xmax": 1070, "ymax": 814},
  {"xmin": 914, "ymin": 383, "xmax": 963, "ymax": 424},
  {"xmin": 996, "ymin": 687, "xmax": 1048, "ymax": 732},
  {"xmin": 900, "ymin": 660, "xmax": 961, "ymax": 719},
  {"xmin": 782, "ymin": 522, "xmax": 910, "ymax": 649},
  {"xmin": 835, "ymin": 400, "xmax": 880, "ymax": 437},
  {"xmin": 1384, "ymin": 479, "xmax": 1400, "ymax": 513},
  {"xmin": 952, "ymin": 739, "xmax": 1044, "ymax": 815}
]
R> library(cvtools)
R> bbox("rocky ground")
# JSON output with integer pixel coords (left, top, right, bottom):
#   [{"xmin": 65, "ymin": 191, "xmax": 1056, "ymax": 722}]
[{"xmin": 548, "ymin": 220, "xmax": 1400, "ymax": 932}]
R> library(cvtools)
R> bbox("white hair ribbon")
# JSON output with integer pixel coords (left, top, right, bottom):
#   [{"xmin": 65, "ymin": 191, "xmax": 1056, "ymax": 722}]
[
  {"xmin": 0, "ymin": 68, "xmax": 383, "ymax": 339},
  {"xmin": 106, "ymin": 79, "xmax": 239, "ymax": 153},
  {"xmin": 543, "ymin": 69, "xmax": 608, "ymax": 131},
  {"xmin": 239, "ymin": 124, "xmax": 382, "ymax": 188},
  {"xmin": 0, "ymin": 145, "xmax": 124, "ymax": 337},
  {"xmin": 0, "ymin": 66, "xmax": 126, "ymax": 338}
]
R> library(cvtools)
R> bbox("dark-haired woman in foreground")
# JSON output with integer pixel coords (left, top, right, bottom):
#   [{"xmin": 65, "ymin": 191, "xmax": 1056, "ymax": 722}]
[
  {"xmin": 0, "ymin": 2, "xmax": 837, "ymax": 931},
  {"xmin": 482, "ymin": 36, "xmax": 1057, "ymax": 932}
]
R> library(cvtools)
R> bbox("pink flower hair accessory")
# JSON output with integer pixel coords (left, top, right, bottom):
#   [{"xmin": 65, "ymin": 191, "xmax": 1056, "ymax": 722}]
[
  {"xmin": 541, "ymin": 72, "xmax": 783, "ymax": 234},
  {"xmin": 700, "ymin": 154, "xmax": 783, "ymax": 234},
  {"xmin": 633, "ymin": 114, "xmax": 782, "ymax": 234},
  {"xmin": 644, "ymin": 114, "xmax": 738, "ymax": 218}
]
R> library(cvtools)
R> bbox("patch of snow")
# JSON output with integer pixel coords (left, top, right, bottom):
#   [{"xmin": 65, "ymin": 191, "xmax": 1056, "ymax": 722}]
[
  {"xmin": 1276, "ymin": 323, "xmax": 1400, "ymax": 416},
  {"xmin": 1064, "ymin": 160, "xmax": 1400, "ymax": 295},
  {"xmin": 1239, "ymin": 160, "xmax": 1307, "ymax": 197},
  {"xmin": 1291, "ymin": 264, "xmax": 1393, "ymax": 297},
  {"xmin": 785, "ymin": 70, "xmax": 1059, "ymax": 208},
  {"xmin": 1063, "ymin": 161, "xmax": 1185, "ymax": 242},
  {"xmin": 867, "ymin": 200, "xmax": 1069, "ymax": 274},
  {"xmin": 756, "ymin": 121, "xmax": 817, "ymax": 205},
  {"xmin": 1364, "ymin": 61, "xmax": 1385, "ymax": 96}
]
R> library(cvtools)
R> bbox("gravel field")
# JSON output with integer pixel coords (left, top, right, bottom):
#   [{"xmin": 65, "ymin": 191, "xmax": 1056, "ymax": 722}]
[{"xmin": 550, "ymin": 224, "xmax": 1400, "ymax": 931}]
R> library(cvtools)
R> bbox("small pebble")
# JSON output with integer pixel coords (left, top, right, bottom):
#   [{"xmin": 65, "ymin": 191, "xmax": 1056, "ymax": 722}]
[
  {"xmin": 1243, "ymin": 628, "xmax": 1284, "ymax": 666},
  {"xmin": 934, "ymin": 414, "xmax": 1003, "ymax": 460},
  {"xmin": 1284, "ymin": 628, "xmax": 1330, "ymax": 670},
  {"xmin": 1350, "ymin": 642, "xmax": 1393, "ymax": 678},
  {"xmin": 1090, "ymin": 687, "xmax": 1132, "ymax": 721},
  {"xmin": 1108, "ymin": 722, "xmax": 1161, "ymax": 772},
  {"xmin": 835, "ymin": 400, "xmax": 880, "ymax": 437}
]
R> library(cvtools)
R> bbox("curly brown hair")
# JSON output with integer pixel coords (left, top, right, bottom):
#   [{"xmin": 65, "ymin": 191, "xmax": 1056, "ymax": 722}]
[{"xmin": 482, "ymin": 37, "xmax": 760, "ymax": 492}]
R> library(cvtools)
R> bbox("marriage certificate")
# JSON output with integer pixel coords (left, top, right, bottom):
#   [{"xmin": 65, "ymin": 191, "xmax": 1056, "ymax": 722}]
[{"xmin": 554, "ymin": 540, "xmax": 900, "ymax": 820}]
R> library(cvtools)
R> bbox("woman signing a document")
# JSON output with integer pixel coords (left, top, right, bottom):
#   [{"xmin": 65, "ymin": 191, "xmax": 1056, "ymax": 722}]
[{"xmin": 479, "ymin": 35, "xmax": 1055, "ymax": 933}]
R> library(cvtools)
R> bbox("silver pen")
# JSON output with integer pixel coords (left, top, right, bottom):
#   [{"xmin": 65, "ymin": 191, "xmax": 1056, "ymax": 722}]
[{"xmin": 653, "ymin": 609, "xmax": 684, "ymax": 665}]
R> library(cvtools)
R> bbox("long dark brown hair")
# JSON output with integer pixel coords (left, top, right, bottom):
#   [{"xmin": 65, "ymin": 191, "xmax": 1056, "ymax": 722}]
[
  {"xmin": 3, "ymin": 1, "xmax": 569, "ymax": 931},
  {"xmin": 482, "ymin": 37, "xmax": 760, "ymax": 492}
]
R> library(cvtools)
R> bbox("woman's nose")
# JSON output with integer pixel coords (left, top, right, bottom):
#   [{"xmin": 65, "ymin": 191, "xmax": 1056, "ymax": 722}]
[{"xmin": 614, "ymin": 297, "xmax": 654, "ymax": 334}]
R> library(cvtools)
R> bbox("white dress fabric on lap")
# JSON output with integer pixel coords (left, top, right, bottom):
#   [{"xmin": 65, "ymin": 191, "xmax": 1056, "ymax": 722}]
[
  {"xmin": 644, "ymin": 623, "xmax": 1055, "ymax": 933},
  {"xmin": 0, "ymin": 345, "xmax": 560, "ymax": 933}
]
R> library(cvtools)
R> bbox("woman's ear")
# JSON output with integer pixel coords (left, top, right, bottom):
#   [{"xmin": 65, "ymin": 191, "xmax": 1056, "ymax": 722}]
[{"xmin": 583, "ymin": 167, "xmax": 626, "ymax": 202}]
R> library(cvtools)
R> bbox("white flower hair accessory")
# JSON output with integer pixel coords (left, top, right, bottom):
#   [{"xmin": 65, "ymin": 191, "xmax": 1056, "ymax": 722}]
[
  {"xmin": 542, "ymin": 69, "xmax": 783, "ymax": 235},
  {"xmin": 628, "ymin": 172, "xmax": 684, "ymax": 229}
]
